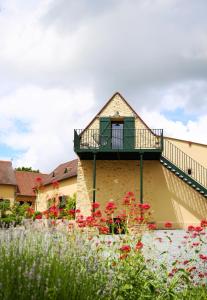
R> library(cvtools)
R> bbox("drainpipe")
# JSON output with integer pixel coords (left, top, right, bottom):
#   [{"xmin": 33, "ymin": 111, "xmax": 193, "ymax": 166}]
[
  {"xmin": 92, "ymin": 152, "xmax": 97, "ymax": 206},
  {"xmin": 140, "ymin": 153, "xmax": 144, "ymax": 204}
]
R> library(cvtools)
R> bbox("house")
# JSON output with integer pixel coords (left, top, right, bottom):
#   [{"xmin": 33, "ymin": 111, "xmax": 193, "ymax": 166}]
[
  {"xmin": 0, "ymin": 159, "xmax": 77, "ymax": 210},
  {"xmin": 74, "ymin": 92, "xmax": 207, "ymax": 228},
  {"xmin": 0, "ymin": 161, "xmax": 47, "ymax": 207},
  {"xmin": 0, "ymin": 161, "xmax": 17, "ymax": 205},
  {"xmin": 15, "ymin": 171, "xmax": 48, "ymax": 207},
  {"xmin": 37, "ymin": 160, "xmax": 77, "ymax": 211}
]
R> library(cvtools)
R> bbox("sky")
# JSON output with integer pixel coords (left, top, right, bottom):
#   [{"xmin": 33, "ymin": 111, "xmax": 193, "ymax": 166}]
[{"xmin": 0, "ymin": 0, "xmax": 207, "ymax": 173}]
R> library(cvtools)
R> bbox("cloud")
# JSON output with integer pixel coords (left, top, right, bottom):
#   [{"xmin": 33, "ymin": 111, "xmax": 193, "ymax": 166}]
[
  {"xmin": 0, "ymin": 86, "xmax": 96, "ymax": 172},
  {"xmin": 0, "ymin": 0, "xmax": 207, "ymax": 171}
]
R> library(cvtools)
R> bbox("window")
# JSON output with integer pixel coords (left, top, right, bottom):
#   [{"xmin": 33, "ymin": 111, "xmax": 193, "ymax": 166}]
[
  {"xmin": 59, "ymin": 195, "xmax": 67, "ymax": 208},
  {"xmin": 111, "ymin": 121, "xmax": 124, "ymax": 149}
]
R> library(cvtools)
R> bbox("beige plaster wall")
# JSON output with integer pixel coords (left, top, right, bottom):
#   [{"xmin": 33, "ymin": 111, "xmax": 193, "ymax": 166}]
[
  {"xmin": 77, "ymin": 159, "xmax": 207, "ymax": 228},
  {"xmin": 37, "ymin": 177, "xmax": 77, "ymax": 211},
  {"xmin": 166, "ymin": 137, "xmax": 207, "ymax": 168},
  {"xmin": 0, "ymin": 184, "xmax": 16, "ymax": 205}
]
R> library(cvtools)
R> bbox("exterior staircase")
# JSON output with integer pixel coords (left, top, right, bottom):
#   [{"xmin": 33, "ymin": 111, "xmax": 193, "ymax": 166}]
[{"xmin": 160, "ymin": 139, "xmax": 207, "ymax": 197}]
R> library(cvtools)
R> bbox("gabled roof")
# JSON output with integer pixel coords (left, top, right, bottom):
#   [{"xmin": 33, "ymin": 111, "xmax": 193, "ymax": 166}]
[
  {"xmin": 0, "ymin": 161, "xmax": 16, "ymax": 186},
  {"xmin": 15, "ymin": 171, "xmax": 48, "ymax": 196},
  {"xmin": 43, "ymin": 159, "xmax": 78, "ymax": 186},
  {"xmin": 83, "ymin": 92, "xmax": 151, "ymax": 132}
]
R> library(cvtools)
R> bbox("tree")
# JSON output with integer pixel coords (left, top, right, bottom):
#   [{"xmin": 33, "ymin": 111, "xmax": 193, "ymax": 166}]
[{"xmin": 15, "ymin": 167, "xmax": 40, "ymax": 173}]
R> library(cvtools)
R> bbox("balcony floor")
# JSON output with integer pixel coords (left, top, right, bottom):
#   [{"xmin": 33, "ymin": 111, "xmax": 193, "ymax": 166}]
[{"xmin": 75, "ymin": 150, "xmax": 162, "ymax": 160}]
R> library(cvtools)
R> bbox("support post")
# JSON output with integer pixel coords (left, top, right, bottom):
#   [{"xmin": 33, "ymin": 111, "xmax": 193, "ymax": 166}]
[
  {"xmin": 92, "ymin": 152, "xmax": 97, "ymax": 205},
  {"xmin": 140, "ymin": 153, "xmax": 143, "ymax": 204}
]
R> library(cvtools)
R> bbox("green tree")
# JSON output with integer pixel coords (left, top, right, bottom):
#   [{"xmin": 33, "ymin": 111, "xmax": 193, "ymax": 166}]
[{"xmin": 15, "ymin": 167, "xmax": 40, "ymax": 173}]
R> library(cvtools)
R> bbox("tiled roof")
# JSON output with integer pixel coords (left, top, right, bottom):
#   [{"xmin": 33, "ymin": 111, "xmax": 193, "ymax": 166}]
[
  {"xmin": 0, "ymin": 161, "xmax": 16, "ymax": 186},
  {"xmin": 15, "ymin": 171, "xmax": 48, "ymax": 196},
  {"xmin": 43, "ymin": 159, "xmax": 78, "ymax": 186}
]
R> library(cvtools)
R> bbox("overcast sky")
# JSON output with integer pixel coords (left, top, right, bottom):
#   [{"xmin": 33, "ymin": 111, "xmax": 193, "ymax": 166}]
[{"xmin": 0, "ymin": 0, "xmax": 207, "ymax": 173}]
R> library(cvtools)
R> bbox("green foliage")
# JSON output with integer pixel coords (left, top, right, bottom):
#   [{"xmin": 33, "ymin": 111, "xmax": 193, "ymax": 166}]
[
  {"xmin": 15, "ymin": 166, "xmax": 40, "ymax": 173},
  {"xmin": 0, "ymin": 201, "xmax": 29, "ymax": 227},
  {"xmin": 65, "ymin": 193, "xmax": 76, "ymax": 210},
  {"xmin": 0, "ymin": 200, "xmax": 10, "ymax": 217}
]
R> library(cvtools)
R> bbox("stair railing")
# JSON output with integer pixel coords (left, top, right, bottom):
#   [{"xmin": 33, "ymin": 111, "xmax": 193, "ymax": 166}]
[{"xmin": 163, "ymin": 139, "xmax": 207, "ymax": 188}]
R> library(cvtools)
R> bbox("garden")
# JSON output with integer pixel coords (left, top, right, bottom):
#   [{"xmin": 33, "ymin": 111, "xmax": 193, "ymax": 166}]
[{"xmin": 0, "ymin": 186, "xmax": 207, "ymax": 299}]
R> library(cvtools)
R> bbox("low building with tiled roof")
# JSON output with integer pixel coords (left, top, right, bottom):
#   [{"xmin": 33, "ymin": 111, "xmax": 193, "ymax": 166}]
[
  {"xmin": 0, "ymin": 161, "xmax": 17, "ymax": 205},
  {"xmin": 37, "ymin": 160, "xmax": 78, "ymax": 211},
  {"xmin": 0, "ymin": 159, "xmax": 78, "ymax": 210},
  {"xmin": 15, "ymin": 171, "xmax": 48, "ymax": 207}
]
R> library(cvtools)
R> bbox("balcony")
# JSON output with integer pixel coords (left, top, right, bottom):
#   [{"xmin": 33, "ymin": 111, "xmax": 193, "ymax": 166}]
[{"xmin": 74, "ymin": 128, "xmax": 163, "ymax": 160}]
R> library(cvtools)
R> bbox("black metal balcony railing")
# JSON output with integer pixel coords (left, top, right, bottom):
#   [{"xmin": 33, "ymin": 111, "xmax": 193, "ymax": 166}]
[{"xmin": 74, "ymin": 129, "xmax": 163, "ymax": 152}]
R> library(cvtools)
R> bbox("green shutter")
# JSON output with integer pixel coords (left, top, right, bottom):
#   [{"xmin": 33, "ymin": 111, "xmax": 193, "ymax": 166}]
[
  {"xmin": 124, "ymin": 117, "xmax": 135, "ymax": 150},
  {"xmin": 100, "ymin": 117, "xmax": 111, "ymax": 150}
]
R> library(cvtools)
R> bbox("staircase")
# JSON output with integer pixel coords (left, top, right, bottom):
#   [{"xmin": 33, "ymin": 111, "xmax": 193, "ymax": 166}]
[{"xmin": 160, "ymin": 140, "xmax": 207, "ymax": 197}]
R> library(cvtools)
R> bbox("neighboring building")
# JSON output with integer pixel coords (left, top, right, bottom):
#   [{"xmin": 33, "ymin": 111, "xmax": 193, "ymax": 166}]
[
  {"xmin": 74, "ymin": 92, "xmax": 207, "ymax": 228},
  {"xmin": 37, "ymin": 160, "xmax": 77, "ymax": 211},
  {"xmin": 0, "ymin": 160, "xmax": 77, "ymax": 210},
  {"xmin": 15, "ymin": 171, "xmax": 48, "ymax": 207},
  {"xmin": 0, "ymin": 161, "xmax": 17, "ymax": 205}
]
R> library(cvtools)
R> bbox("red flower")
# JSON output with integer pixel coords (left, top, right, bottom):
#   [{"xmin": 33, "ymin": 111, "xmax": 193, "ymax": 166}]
[
  {"xmin": 135, "ymin": 241, "xmax": 143, "ymax": 251},
  {"xmin": 35, "ymin": 214, "xmax": 42, "ymax": 220},
  {"xmin": 148, "ymin": 223, "xmax": 156, "ymax": 230},
  {"xmin": 120, "ymin": 245, "xmax": 131, "ymax": 253},
  {"xmin": 52, "ymin": 181, "xmax": 59, "ymax": 189},
  {"xmin": 164, "ymin": 222, "xmax": 172, "ymax": 228},
  {"xmin": 199, "ymin": 254, "xmax": 207, "ymax": 261},
  {"xmin": 68, "ymin": 209, "xmax": 76, "ymax": 216},
  {"xmin": 126, "ymin": 191, "xmax": 134, "ymax": 197},
  {"xmin": 119, "ymin": 254, "xmax": 128, "ymax": 260},
  {"xmin": 35, "ymin": 177, "xmax": 42, "ymax": 182},
  {"xmin": 194, "ymin": 226, "xmax": 203, "ymax": 232},
  {"xmin": 93, "ymin": 210, "xmax": 102, "ymax": 218},
  {"xmin": 99, "ymin": 226, "xmax": 109, "ymax": 234},
  {"xmin": 123, "ymin": 197, "xmax": 130, "ymax": 205},
  {"xmin": 92, "ymin": 202, "xmax": 100, "ymax": 210},
  {"xmin": 105, "ymin": 201, "xmax": 117, "ymax": 212},
  {"xmin": 201, "ymin": 220, "xmax": 207, "ymax": 227},
  {"xmin": 188, "ymin": 225, "xmax": 195, "ymax": 231},
  {"xmin": 27, "ymin": 207, "xmax": 35, "ymax": 215},
  {"xmin": 142, "ymin": 203, "xmax": 151, "ymax": 210}
]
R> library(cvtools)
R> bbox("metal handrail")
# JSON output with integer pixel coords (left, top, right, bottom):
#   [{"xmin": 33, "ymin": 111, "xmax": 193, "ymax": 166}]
[
  {"xmin": 74, "ymin": 128, "xmax": 163, "ymax": 151},
  {"xmin": 163, "ymin": 139, "xmax": 207, "ymax": 188}
]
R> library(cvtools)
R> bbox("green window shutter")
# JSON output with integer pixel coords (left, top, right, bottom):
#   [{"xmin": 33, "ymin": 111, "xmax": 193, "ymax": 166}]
[
  {"xmin": 124, "ymin": 117, "xmax": 135, "ymax": 150},
  {"xmin": 100, "ymin": 117, "xmax": 111, "ymax": 150}
]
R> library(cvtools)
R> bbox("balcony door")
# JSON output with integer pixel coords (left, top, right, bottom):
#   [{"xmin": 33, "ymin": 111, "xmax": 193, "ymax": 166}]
[{"xmin": 111, "ymin": 121, "xmax": 124, "ymax": 149}]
